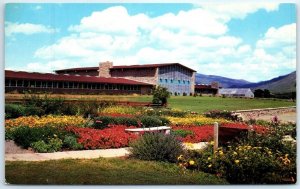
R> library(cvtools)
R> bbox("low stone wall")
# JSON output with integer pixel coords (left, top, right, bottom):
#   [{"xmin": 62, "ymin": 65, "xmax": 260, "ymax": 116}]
[{"xmin": 232, "ymin": 106, "xmax": 296, "ymax": 121}]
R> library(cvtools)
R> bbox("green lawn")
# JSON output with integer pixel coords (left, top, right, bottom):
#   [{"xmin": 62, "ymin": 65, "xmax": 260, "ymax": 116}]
[
  {"xmin": 5, "ymin": 158, "xmax": 228, "ymax": 185},
  {"xmin": 6, "ymin": 94, "xmax": 296, "ymax": 113},
  {"xmin": 127, "ymin": 96, "xmax": 295, "ymax": 113}
]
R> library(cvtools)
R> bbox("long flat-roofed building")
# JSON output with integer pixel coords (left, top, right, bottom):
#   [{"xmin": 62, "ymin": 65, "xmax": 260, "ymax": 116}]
[
  {"xmin": 5, "ymin": 70, "xmax": 153, "ymax": 95},
  {"xmin": 55, "ymin": 61, "xmax": 196, "ymax": 95}
]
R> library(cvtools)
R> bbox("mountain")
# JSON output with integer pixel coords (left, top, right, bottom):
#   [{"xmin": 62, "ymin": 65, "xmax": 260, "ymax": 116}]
[
  {"xmin": 195, "ymin": 73, "xmax": 253, "ymax": 88},
  {"xmin": 240, "ymin": 71, "xmax": 296, "ymax": 94}
]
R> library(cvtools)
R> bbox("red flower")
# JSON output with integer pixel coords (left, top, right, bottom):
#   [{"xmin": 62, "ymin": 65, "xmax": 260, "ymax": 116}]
[{"xmin": 66, "ymin": 125, "xmax": 139, "ymax": 149}]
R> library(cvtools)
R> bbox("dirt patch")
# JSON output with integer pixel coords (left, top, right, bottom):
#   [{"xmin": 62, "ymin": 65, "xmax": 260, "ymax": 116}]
[
  {"xmin": 5, "ymin": 140, "xmax": 34, "ymax": 154},
  {"xmin": 257, "ymin": 112, "xmax": 296, "ymax": 123}
]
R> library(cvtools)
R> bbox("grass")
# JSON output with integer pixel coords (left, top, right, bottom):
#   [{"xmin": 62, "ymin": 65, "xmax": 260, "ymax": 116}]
[
  {"xmin": 6, "ymin": 94, "xmax": 296, "ymax": 113},
  {"xmin": 119, "ymin": 95, "xmax": 295, "ymax": 113},
  {"xmin": 166, "ymin": 96, "xmax": 296, "ymax": 113},
  {"xmin": 5, "ymin": 158, "xmax": 228, "ymax": 185}
]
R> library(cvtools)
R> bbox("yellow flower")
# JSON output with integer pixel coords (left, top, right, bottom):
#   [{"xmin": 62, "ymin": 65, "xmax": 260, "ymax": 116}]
[
  {"xmin": 177, "ymin": 155, "xmax": 184, "ymax": 161},
  {"xmin": 208, "ymin": 164, "xmax": 212, "ymax": 168},
  {"xmin": 219, "ymin": 151, "xmax": 224, "ymax": 156},
  {"xmin": 234, "ymin": 160, "xmax": 240, "ymax": 164},
  {"xmin": 207, "ymin": 157, "xmax": 211, "ymax": 160},
  {"xmin": 189, "ymin": 160, "xmax": 195, "ymax": 165},
  {"xmin": 233, "ymin": 152, "xmax": 238, "ymax": 156},
  {"xmin": 210, "ymin": 141, "xmax": 214, "ymax": 145}
]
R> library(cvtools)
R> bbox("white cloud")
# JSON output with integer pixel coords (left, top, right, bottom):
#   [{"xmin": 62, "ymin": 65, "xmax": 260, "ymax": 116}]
[
  {"xmin": 69, "ymin": 6, "xmax": 149, "ymax": 35},
  {"xmin": 28, "ymin": 5, "xmax": 294, "ymax": 82},
  {"xmin": 257, "ymin": 23, "xmax": 296, "ymax": 48},
  {"xmin": 5, "ymin": 22, "xmax": 58, "ymax": 36},
  {"xmin": 198, "ymin": 3, "xmax": 279, "ymax": 20}
]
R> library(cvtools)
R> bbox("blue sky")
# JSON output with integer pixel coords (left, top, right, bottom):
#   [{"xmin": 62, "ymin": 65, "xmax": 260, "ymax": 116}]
[{"xmin": 5, "ymin": 3, "xmax": 296, "ymax": 82}]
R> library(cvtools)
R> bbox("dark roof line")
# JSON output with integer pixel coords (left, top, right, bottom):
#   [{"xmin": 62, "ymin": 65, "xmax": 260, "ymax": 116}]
[
  {"xmin": 54, "ymin": 63, "xmax": 196, "ymax": 72},
  {"xmin": 111, "ymin": 63, "xmax": 197, "ymax": 72},
  {"xmin": 5, "ymin": 70, "xmax": 152, "ymax": 86},
  {"xmin": 55, "ymin": 67, "xmax": 98, "ymax": 72}
]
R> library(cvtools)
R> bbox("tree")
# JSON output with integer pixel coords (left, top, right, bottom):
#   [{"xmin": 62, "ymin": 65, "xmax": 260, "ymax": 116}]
[
  {"xmin": 263, "ymin": 89, "xmax": 271, "ymax": 98},
  {"xmin": 152, "ymin": 86, "xmax": 170, "ymax": 106},
  {"xmin": 254, "ymin": 89, "xmax": 264, "ymax": 98}
]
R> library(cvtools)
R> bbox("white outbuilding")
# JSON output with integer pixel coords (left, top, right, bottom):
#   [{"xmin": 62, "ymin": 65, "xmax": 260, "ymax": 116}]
[{"xmin": 218, "ymin": 88, "xmax": 254, "ymax": 98}]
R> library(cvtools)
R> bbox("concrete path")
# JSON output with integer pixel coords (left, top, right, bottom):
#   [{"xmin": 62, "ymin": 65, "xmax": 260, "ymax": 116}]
[
  {"xmin": 5, "ymin": 148, "xmax": 131, "ymax": 161},
  {"xmin": 5, "ymin": 142, "xmax": 208, "ymax": 162}
]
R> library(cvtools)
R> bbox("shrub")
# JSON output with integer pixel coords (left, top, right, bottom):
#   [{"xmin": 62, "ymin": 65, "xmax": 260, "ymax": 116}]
[
  {"xmin": 10, "ymin": 126, "xmax": 66, "ymax": 148},
  {"xmin": 204, "ymin": 110, "xmax": 238, "ymax": 121},
  {"xmin": 92, "ymin": 116, "xmax": 139, "ymax": 129},
  {"xmin": 140, "ymin": 116, "xmax": 162, "ymax": 128},
  {"xmin": 129, "ymin": 133, "xmax": 184, "ymax": 163},
  {"xmin": 63, "ymin": 135, "xmax": 83, "ymax": 150},
  {"xmin": 172, "ymin": 129, "xmax": 194, "ymax": 138},
  {"xmin": 116, "ymin": 117, "xmax": 139, "ymax": 127},
  {"xmin": 48, "ymin": 138, "xmax": 63, "ymax": 152},
  {"xmin": 142, "ymin": 108, "xmax": 187, "ymax": 117},
  {"xmin": 192, "ymin": 144, "xmax": 295, "ymax": 184},
  {"xmin": 93, "ymin": 116, "xmax": 114, "ymax": 129},
  {"xmin": 152, "ymin": 86, "xmax": 170, "ymax": 106},
  {"xmin": 30, "ymin": 140, "xmax": 49, "ymax": 153},
  {"xmin": 159, "ymin": 117, "xmax": 170, "ymax": 126},
  {"xmin": 23, "ymin": 94, "xmax": 65, "ymax": 115},
  {"xmin": 31, "ymin": 138, "xmax": 63, "ymax": 153},
  {"xmin": 24, "ymin": 106, "xmax": 45, "ymax": 116},
  {"xmin": 5, "ymin": 104, "xmax": 26, "ymax": 119}
]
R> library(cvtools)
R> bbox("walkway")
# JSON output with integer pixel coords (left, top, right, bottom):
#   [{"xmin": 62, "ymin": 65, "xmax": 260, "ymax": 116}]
[
  {"xmin": 5, "ymin": 148, "xmax": 131, "ymax": 161},
  {"xmin": 5, "ymin": 141, "xmax": 208, "ymax": 162}
]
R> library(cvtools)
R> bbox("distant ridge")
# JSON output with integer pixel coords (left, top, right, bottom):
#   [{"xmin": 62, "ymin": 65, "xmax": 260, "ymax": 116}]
[
  {"xmin": 195, "ymin": 73, "xmax": 253, "ymax": 88},
  {"xmin": 240, "ymin": 71, "xmax": 296, "ymax": 93},
  {"xmin": 195, "ymin": 71, "xmax": 296, "ymax": 94}
]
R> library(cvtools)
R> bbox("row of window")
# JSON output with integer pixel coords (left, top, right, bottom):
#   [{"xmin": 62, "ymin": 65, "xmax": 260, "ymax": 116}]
[
  {"xmin": 5, "ymin": 79, "xmax": 141, "ymax": 91},
  {"xmin": 159, "ymin": 78, "xmax": 190, "ymax": 84}
]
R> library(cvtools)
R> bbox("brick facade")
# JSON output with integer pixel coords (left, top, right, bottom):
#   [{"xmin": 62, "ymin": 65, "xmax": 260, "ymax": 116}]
[
  {"xmin": 99, "ymin": 61, "xmax": 113, "ymax": 78},
  {"xmin": 110, "ymin": 68, "xmax": 158, "ymax": 85}
]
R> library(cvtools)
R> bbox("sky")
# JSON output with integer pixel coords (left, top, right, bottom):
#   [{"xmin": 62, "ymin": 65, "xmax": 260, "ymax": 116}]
[{"xmin": 4, "ymin": 3, "xmax": 296, "ymax": 82}]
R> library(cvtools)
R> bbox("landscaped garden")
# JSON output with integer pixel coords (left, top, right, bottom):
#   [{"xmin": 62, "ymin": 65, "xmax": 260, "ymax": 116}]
[{"xmin": 5, "ymin": 92, "xmax": 297, "ymax": 184}]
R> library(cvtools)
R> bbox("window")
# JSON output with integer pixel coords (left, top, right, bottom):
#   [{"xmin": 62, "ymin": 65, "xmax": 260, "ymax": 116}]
[
  {"xmin": 187, "ymin": 81, "xmax": 190, "ymax": 84},
  {"xmin": 160, "ymin": 78, "xmax": 163, "ymax": 83},
  {"xmin": 165, "ymin": 79, "xmax": 168, "ymax": 83},
  {"xmin": 178, "ymin": 80, "xmax": 181, "ymax": 84},
  {"xmin": 183, "ymin": 80, "xmax": 185, "ymax": 84},
  {"xmin": 170, "ymin": 79, "xmax": 173, "ymax": 83}
]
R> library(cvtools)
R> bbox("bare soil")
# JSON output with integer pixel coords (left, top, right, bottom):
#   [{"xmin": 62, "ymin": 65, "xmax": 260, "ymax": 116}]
[
  {"xmin": 5, "ymin": 140, "xmax": 34, "ymax": 154},
  {"xmin": 257, "ymin": 112, "xmax": 296, "ymax": 123}
]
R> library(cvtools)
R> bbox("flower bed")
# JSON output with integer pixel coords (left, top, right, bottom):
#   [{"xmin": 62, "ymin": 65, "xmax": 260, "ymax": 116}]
[
  {"xmin": 5, "ymin": 115, "xmax": 88, "ymax": 129},
  {"xmin": 99, "ymin": 106, "xmax": 139, "ymax": 115},
  {"xmin": 166, "ymin": 115, "xmax": 229, "ymax": 126},
  {"xmin": 172, "ymin": 126, "xmax": 214, "ymax": 143},
  {"xmin": 66, "ymin": 125, "xmax": 139, "ymax": 149}
]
